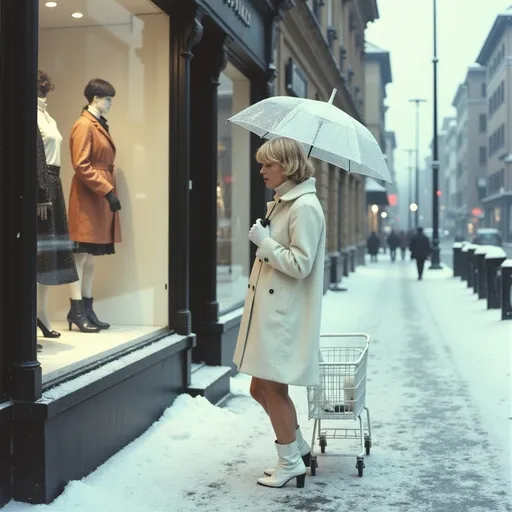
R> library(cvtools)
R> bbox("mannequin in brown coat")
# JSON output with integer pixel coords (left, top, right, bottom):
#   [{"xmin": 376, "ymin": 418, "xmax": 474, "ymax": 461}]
[{"xmin": 67, "ymin": 78, "xmax": 122, "ymax": 333}]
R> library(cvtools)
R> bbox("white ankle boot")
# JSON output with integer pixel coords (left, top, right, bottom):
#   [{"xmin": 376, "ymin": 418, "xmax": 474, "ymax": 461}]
[
  {"xmin": 264, "ymin": 427, "xmax": 310, "ymax": 477},
  {"xmin": 257, "ymin": 440, "xmax": 306, "ymax": 488}
]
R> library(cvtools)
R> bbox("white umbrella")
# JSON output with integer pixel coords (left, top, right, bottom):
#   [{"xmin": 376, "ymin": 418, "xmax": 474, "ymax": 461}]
[{"xmin": 227, "ymin": 89, "xmax": 392, "ymax": 183}]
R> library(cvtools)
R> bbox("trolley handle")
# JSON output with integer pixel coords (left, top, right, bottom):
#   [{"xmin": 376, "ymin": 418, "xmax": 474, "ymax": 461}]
[{"xmin": 320, "ymin": 333, "xmax": 370, "ymax": 343}]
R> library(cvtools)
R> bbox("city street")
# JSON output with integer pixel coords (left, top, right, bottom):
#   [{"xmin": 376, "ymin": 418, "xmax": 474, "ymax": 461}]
[{"xmin": 5, "ymin": 259, "xmax": 510, "ymax": 512}]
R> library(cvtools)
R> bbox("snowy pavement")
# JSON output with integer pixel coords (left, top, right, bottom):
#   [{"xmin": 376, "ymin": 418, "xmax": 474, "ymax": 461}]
[{"xmin": 5, "ymin": 260, "xmax": 511, "ymax": 512}]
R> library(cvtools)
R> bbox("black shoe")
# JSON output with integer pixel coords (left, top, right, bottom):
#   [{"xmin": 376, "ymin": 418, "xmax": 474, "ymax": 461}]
[
  {"xmin": 83, "ymin": 297, "xmax": 110, "ymax": 329},
  {"xmin": 67, "ymin": 299, "xmax": 100, "ymax": 333},
  {"xmin": 37, "ymin": 343, "xmax": 43, "ymax": 352},
  {"xmin": 37, "ymin": 318, "xmax": 61, "ymax": 339}
]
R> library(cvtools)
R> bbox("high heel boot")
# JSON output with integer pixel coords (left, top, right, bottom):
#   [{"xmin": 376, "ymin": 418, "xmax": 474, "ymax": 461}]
[
  {"xmin": 83, "ymin": 297, "xmax": 110, "ymax": 329},
  {"xmin": 67, "ymin": 299, "xmax": 100, "ymax": 333},
  {"xmin": 264, "ymin": 427, "xmax": 311, "ymax": 476},
  {"xmin": 257, "ymin": 440, "xmax": 306, "ymax": 489}
]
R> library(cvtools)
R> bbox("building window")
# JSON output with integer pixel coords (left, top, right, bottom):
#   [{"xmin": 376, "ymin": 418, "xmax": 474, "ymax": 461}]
[
  {"xmin": 481, "ymin": 82, "xmax": 486, "ymax": 97},
  {"xmin": 479, "ymin": 146, "xmax": 487, "ymax": 165},
  {"xmin": 479, "ymin": 114, "xmax": 486, "ymax": 132},
  {"xmin": 36, "ymin": 0, "xmax": 170, "ymax": 377},
  {"xmin": 217, "ymin": 67, "xmax": 251, "ymax": 313}
]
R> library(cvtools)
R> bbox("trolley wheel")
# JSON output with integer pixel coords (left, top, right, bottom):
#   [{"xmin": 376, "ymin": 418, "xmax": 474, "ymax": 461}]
[
  {"xmin": 356, "ymin": 458, "xmax": 365, "ymax": 477},
  {"xmin": 365, "ymin": 436, "xmax": 372, "ymax": 455},
  {"xmin": 319, "ymin": 436, "xmax": 327, "ymax": 454},
  {"xmin": 310, "ymin": 456, "xmax": 317, "ymax": 476}
]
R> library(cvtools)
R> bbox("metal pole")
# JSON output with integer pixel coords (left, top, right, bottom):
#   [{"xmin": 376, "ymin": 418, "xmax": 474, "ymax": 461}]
[
  {"xmin": 409, "ymin": 98, "xmax": 426, "ymax": 228},
  {"xmin": 430, "ymin": 0, "xmax": 442, "ymax": 268},
  {"xmin": 415, "ymin": 105, "xmax": 419, "ymax": 228},
  {"xmin": 406, "ymin": 149, "xmax": 415, "ymax": 230}
]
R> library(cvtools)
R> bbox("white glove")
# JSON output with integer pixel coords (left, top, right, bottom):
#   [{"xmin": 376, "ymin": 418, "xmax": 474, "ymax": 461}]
[{"xmin": 249, "ymin": 219, "xmax": 270, "ymax": 247}]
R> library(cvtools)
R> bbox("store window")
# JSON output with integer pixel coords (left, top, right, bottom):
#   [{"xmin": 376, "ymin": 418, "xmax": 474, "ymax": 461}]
[
  {"xmin": 217, "ymin": 64, "xmax": 251, "ymax": 313},
  {"xmin": 36, "ymin": 0, "xmax": 169, "ymax": 380}
]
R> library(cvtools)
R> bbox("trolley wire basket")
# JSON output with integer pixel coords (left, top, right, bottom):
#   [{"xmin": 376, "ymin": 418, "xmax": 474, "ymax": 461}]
[{"xmin": 307, "ymin": 333, "xmax": 372, "ymax": 477}]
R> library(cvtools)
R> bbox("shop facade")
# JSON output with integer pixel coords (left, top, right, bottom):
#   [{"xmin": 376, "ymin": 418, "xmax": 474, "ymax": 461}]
[
  {"xmin": 0, "ymin": 0, "xmax": 291, "ymax": 505},
  {"xmin": 276, "ymin": 1, "xmax": 377, "ymax": 286}
]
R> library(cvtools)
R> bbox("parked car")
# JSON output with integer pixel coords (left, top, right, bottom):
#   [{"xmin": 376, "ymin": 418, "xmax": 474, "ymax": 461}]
[{"xmin": 471, "ymin": 228, "xmax": 502, "ymax": 247}]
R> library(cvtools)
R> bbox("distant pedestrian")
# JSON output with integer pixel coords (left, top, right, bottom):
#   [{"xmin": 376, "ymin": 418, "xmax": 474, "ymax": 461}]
[
  {"xmin": 399, "ymin": 230, "xmax": 408, "ymax": 261},
  {"xmin": 367, "ymin": 232, "xmax": 380, "ymax": 262},
  {"xmin": 386, "ymin": 230, "xmax": 400, "ymax": 262},
  {"xmin": 233, "ymin": 137, "xmax": 326, "ymax": 489},
  {"xmin": 409, "ymin": 226, "xmax": 432, "ymax": 280}
]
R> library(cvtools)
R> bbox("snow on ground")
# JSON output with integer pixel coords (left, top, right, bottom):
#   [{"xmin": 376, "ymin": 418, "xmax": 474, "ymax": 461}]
[{"xmin": 5, "ymin": 258, "xmax": 511, "ymax": 512}]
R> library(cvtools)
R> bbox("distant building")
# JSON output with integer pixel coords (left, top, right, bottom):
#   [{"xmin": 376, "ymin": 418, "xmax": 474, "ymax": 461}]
[
  {"xmin": 451, "ymin": 65, "xmax": 488, "ymax": 238},
  {"xmin": 364, "ymin": 42, "xmax": 393, "ymax": 233},
  {"xmin": 364, "ymin": 42, "xmax": 392, "ymax": 150},
  {"xmin": 438, "ymin": 117, "xmax": 458, "ymax": 233},
  {"xmin": 476, "ymin": 7, "xmax": 512, "ymax": 241}
]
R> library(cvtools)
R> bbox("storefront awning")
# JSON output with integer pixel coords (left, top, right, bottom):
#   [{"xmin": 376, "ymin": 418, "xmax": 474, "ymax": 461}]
[{"xmin": 365, "ymin": 178, "xmax": 389, "ymax": 206}]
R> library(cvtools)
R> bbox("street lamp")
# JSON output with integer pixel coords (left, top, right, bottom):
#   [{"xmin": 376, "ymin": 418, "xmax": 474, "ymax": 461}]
[
  {"xmin": 381, "ymin": 212, "xmax": 388, "ymax": 218},
  {"xmin": 409, "ymin": 98, "xmax": 426, "ymax": 229},
  {"xmin": 430, "ymin": 0, "xmax": 442, "ymax": 269},
  {"xmin": 371, "ymin": 204, "xmax": 379, "ymax": 213},
  {"xmin": 405, "ymin": 149, "xmax": 416, "ymax": 230},
  {"xmin": 409, "ymin": 202, "xmax": 418, "ymax": 213}
]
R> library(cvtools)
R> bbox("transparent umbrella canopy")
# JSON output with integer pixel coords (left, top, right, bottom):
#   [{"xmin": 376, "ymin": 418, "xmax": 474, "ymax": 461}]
[{"xmin": 227, "ymin": 89, "xmax": 392, "ymax": 184}]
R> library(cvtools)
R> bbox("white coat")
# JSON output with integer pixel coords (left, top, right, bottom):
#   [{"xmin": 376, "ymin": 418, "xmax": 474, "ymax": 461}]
[{"xmin": 233, "ymin": 178, "xmax": 326, "ymax": 386}]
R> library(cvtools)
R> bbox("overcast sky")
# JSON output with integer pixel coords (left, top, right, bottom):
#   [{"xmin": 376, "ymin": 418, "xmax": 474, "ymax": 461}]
[{"xmin": 365, "ymin": 0, "xmax": 511, "ymax": 183}]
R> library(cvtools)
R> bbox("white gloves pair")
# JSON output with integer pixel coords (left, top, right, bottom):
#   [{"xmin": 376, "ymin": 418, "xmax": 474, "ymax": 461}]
[{"xmin": 248, "ymin": 219, "xmax": 270, "ymax": 247}]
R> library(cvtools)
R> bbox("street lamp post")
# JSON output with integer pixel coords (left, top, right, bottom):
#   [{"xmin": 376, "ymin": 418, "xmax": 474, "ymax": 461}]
[
  {"xmin": 409, "ymin": 98, "xmax": 426, "ymax": 229},
  {"xmin": 405, "ymin": 149, "xmax": 415, "ymax": 230},
  {"xmin": 430, "ymin": 0, "xmax": 442, "ymax": 269}
]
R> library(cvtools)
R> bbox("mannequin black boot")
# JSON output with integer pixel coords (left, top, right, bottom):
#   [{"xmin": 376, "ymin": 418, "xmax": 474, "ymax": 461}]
[
  {"xmin": 67, "ymin": 299, "xmax": 100, "ymax": 333},
  {"xmin": 83, "ymin": 297, "xmax": 110, "ymax": 329}
]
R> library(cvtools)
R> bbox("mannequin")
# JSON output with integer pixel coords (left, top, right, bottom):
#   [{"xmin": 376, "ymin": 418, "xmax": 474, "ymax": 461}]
[
  {"xmin": 36, "ymin": 70, "xmax": 79, "ymax": 344},
  {"xmin": 67, "ymin": 78, "xmax": 122, "ymax": 333}
]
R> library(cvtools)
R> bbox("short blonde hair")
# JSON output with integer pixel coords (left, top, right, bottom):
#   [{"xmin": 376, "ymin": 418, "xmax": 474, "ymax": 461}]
[{"xmin": 256, "ymin": 137, "xmax": 314, "ymax": 183}]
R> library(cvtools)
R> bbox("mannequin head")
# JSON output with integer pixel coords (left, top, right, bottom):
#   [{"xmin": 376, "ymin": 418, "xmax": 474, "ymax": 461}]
[
  {"xmin": 37, "ymin": 70, "xmax": 55, "ymax": 99},
  {"xmin": 84, "ymin": 78, "xmax": 116, "ymax": 115}
]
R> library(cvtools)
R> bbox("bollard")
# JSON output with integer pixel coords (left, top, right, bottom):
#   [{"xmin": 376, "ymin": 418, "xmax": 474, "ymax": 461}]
[
  {"xmin": 460, "ymin": 244, "xmax": 470, "ymax": 282},
  {"xmin": 466, "ymin": 245, "xmax": 477, "ymax": 288},
  {"xmin": 350, "ymin": 246, "xmax": 356, "ymax": 272},
  {"xmin": 475, "ymin": 246, "xmax": 493, "ymax": 299},
  {"xmin": 501, "ymin": 259, "xmax": 512, "ymax": 320},
  {"xmin": 341, "ymin": 248, "xmax": 350, "ymax": 277},
  {"xmin": 330, "ymin": 252, "xmax": 342, "ymax": 286},
  {"xmin": 452, "ymin": 242, "xmax": 463, "ymax": 277},
  {"xmin": 473, "ymin": 245, "xmax": 493, "ymax": 297},
  {"xmin": 359, "ymin": 242, "xmax": 367, "ymax": 265},
  {"xmin": 485, "ymin": 247, "xmax": 507, "ymax": 309}
]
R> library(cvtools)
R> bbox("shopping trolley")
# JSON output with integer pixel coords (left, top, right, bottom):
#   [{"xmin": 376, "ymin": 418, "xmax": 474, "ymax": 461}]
[{"xmin": 307, "ymin": 333, "xmax": 372, "ymax": 477}]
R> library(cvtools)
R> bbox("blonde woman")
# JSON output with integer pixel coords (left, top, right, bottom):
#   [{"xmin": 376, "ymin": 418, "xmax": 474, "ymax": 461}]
[{"xmin": 233, "ymin": 137, "xmax": 326, "ymax": 489}]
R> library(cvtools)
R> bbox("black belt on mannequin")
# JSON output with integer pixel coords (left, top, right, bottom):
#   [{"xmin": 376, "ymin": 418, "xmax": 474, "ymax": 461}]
[{"xmin": 47, "ymin": 165, "xmax": 61, "ymax": 176}]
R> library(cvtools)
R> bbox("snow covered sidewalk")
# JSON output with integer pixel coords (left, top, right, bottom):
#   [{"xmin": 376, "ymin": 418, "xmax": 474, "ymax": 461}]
[{"xmin": 5, "ymin": 260, "xmax": 512, "ymax": 512}]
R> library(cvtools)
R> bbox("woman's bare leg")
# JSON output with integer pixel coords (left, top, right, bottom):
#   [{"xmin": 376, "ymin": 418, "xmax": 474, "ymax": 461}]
[
  {"xmin": 259, "ymin": 380, "xmax": 296, "ymax": 445},
  {"xmin": 250, "ymin": 377, "xmax": 269, "ymax": 414},
  {"xmin": 251, "ymin": 377, "xmax": 299, "ymax": 429}
]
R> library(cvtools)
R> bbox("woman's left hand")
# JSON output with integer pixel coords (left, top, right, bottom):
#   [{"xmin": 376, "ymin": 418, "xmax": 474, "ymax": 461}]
[{"xmin": 249, "ymin": 219, "xmax": 270, "ymax": 247}]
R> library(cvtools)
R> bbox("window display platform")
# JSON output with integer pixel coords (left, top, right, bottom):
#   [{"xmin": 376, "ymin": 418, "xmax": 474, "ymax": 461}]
[{"xmin": 38, "ymin": 322, "xmax": 165, "ymax": 384}]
